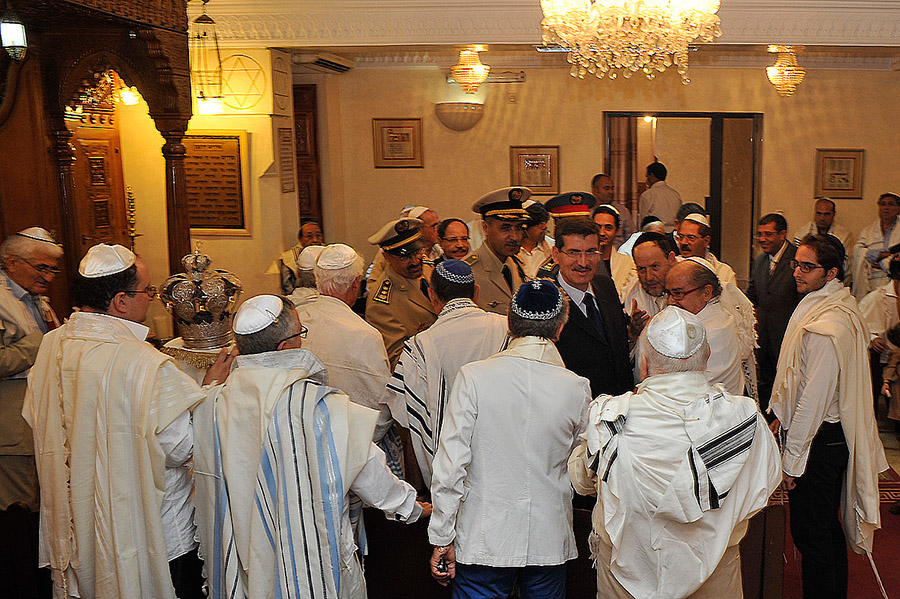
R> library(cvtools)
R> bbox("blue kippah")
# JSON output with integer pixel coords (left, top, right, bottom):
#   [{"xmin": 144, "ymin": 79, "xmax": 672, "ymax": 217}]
[
  {"xmin": 511, "ymin": 279, "xmax": 562, "ymax": 320},
  {"xmin": 436, "ymin": 259, "xmax": 474, "ymax": 284}
]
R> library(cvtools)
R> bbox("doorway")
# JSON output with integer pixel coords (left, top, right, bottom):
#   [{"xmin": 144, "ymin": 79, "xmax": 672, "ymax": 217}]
[{"xmin": 604, "ymin": 112, "xmax": 762, "ymax": 287}]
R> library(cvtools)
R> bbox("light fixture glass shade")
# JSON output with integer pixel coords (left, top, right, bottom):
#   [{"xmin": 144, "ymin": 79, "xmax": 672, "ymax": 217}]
[
  {"xmin": 0, "ymin": 12, "xmax": 26, "ymax": 61},
  {"xmin": 196, "ymin": 94, "xmax": 224, "ymax": 115},
  {"xmin": 450, "ymin": 46, "xmax": 490, "ymax": 94},
  {"xmin": 766, "ymin": 45, "xmax": 805, "ymax": 97},
  {"xmin": 435, "ymin": 102, "xmax": 484, "ymax": 131},
  {"xmin": 119, "ymin": 86, "xmax": 141, "ymax": 105},
  {"xmin": 540, "ymin": 0, "xmax": 721, "ymax": 84},
  {"xmin": 189, "ymin": 2, "xmax": 223, "ymax": 112}
]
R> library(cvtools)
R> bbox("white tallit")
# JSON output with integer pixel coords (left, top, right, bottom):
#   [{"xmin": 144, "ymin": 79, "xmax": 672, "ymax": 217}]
[
  {"xmin": 22, "ymin": 312, "xmax": 204, "ymax": 599},
  {"xmin": 770, "ymin": 279, "xmax": 888, "ymax": 554}
]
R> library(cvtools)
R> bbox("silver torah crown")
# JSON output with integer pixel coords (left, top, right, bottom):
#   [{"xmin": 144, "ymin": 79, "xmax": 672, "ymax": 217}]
[{"xmin": 159, "ymin": 250, "xmax": 242, "ymax": 350}]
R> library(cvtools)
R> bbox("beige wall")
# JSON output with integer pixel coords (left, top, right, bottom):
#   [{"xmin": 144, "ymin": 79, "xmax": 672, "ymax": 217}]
[
  {"xmin": 323, "ymin": 66, "xmax": 899, "ymax": 266},
  {"xmin": 119, "ymin": 63, "xmax": 899, "ymax": 334}
]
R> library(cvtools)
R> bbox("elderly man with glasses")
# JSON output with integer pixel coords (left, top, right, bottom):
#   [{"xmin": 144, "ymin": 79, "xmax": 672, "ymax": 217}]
[
  {"xmin": 24, "ymin": 243, "xmax": 236, "ymax": 598},
  {"xmin": 675, "ymin": 212, "xmax": 737, "ymax": 286},
  {"xmin": 0, "ymin": 227, "xmax": 63, "ymax": 595}
]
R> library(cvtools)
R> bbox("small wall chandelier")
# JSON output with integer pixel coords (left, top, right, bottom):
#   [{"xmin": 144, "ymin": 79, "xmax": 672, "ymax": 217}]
[
  {"xmin": 450, "ymin": 45, "xmax": 490, "ymax": 94},
  {"xmin": 540, "ymin": 0, "xmax": 721, "ymax": 84},
  {"xmin": 766, "ymin": 45, "xmax": 805, "ymax": 97},
  {"xmin": 189, "ymin": 0, "xmax": 223, "ymax": 114},
  {"xmin": 0, "ymin": 3, "xmax": 26, "ymax": 61}
]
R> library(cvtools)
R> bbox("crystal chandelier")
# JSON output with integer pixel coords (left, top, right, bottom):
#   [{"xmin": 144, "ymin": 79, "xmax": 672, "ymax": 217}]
[
  {"xmin": 450, "ymin": 45, "xmax": 490, "ymax": 94},
  {"xmin": 766, "ymin": 45, "xmax": 805, "ymax": 97},
  {"xmin": 540, "ymin": 0, "xmax": 722, "ymax": 84}
]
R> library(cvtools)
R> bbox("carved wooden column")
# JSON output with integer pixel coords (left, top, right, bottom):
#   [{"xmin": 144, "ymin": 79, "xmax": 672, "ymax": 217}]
[
  {"xmin": 49, "ymin": 120, "xmax": 80, "ymax": 273},
  {"xmin": 161, "ymin": 127, "xmax": 191, "ymax": 274}
]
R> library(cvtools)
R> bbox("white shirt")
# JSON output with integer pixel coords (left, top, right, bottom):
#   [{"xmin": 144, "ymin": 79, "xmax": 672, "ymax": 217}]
[
  {"xmin": 557, "ymin": 273, "xmax": 594, "ymax": 319},
  {"xmin": 517, "ymin": 236, "xmax": 554, "ymax": 279},
  {"xmin": 859, "ymin": 280, "xmax": 900, "ymax": 363},
  {"xmin": 608, "ymin": 251, "xmax": 637, "ymax": 301},
  {"xmin": 638, "ymin": 181, "xmax": 682, "ymax": 232},
  {"xmin": 705, "ymin": 251, "xmax": 737, "ymax": 286},
  {"xmin": 429, "ymin": 337, "xmax": 590, "ymax": 566},
  {"xmin": 780, "ymin": 279, "xmax": 843, "ymax": 477}
]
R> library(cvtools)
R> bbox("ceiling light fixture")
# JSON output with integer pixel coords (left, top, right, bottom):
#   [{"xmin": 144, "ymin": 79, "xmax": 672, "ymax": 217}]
[
  {"xmin": 539, "ymin": 0, "xmax": 721, "ymax": 84},
  {"xmin": 450, "ymin": 45, "xmax": 490, "ymax": 94},
  {"xmin": 189, "ymin": 0, "xmax": 224, "ymax": 113},
  {"xmin": 766, "ymin": 45, "xmax": 805, "ymax": 97}
]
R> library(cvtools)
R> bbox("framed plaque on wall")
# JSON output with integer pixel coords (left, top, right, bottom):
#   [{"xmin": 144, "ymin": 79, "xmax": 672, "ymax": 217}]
[
  {"xmin": 184, "ymin": 130, "xmax": 251, "ymax": 235},
  {"xmin": 373, "ymin": 118, "xmax": 424, "ymax": 168},
  {"xmin": 814, "ymin": 148, "xmax": 864, "ymax": 199},
  {"xmin": 509, "ymin": 146, "xmax": 560, "ymax": 195}
]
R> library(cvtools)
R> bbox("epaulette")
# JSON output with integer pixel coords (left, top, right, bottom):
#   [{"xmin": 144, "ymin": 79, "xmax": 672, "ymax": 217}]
[
  {"xmin": 373, "ymin": 279, "xmax": 392, "ymax": 304},
  {"xmin": 423, "ymin": 258, "xmax": 435, "ymax": 267},
  {"xmin": 464, "ymin": 254, "xmax": 479, "ymax": 266},
  {"xmin": 536, "ymin": 259, "xmax": 557, "ymax": 279}
]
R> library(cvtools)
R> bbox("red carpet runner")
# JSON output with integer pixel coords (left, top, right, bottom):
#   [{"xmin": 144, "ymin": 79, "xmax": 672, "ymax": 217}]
[{"xmin": 778, "ymin": 468, "xmax": 900, "ymax": 598}]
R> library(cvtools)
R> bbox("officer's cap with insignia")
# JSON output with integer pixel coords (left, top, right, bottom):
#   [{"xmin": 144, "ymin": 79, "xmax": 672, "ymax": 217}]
[
  {"xmin": 472, "ymin": 187, "xmax": 531, "ymax": 222},
  {"xmin": 368, "ymin": 217, "xmax": 425, "ymax": 256},
  {"xmin": 511, "ymin": 279, "xmax": 563, "ymax": 321},
  {"xmin": 544, "ymin": 192, "xmax": 597, "ymax": 218}
]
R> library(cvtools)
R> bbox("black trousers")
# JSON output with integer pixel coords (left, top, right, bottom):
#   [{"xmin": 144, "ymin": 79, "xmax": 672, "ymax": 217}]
[
  {"xmin": 169, "ymin": 548, "xmax": 206, "ymax": 599},
  {"xmin": 788, "ymin": 422, "xmax": 849, "ymax": 599}
]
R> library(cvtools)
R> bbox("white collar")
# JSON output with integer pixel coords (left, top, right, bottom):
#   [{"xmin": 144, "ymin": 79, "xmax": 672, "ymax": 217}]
[
  {"xmin": 556, "ymin": 273, "xmax": 594, "ymax": 306},
  {"xmin": 78, "ymin": 311, "xmax": 150, "ymax": 340},
  {"xmin": 769, "ymin": 240, "xmax": 789, "ymax": 263},
  {"xmin": 438, "ymin": 297, "xmax": 479, "ymax": 318}
]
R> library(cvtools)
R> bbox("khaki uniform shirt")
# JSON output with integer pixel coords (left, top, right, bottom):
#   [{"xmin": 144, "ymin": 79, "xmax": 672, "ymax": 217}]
[
  {"xmin": 465, "ymin": 243, "xmax": 526, "ymax": 316},
  {"xmin": 366, "ymin": 265, "xmax": 437, "ymax": 369}
]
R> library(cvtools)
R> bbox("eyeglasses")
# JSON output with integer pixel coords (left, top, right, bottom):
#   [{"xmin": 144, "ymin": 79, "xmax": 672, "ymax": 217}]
[
  {"xmin": 441, "ymin": 236, "xmax": 469, "ymax": 244},
  {"xmin": 674, "ymin": 233, "xmax": 703, "ymax": 244},
  {"xmin": 124, "ymin": 285, "xmax": 158, "ymax": 300},
  {"xmin": 15, "ymin": 255, "xmax": 61, "ymax": 276},
  {"xmin": 662, "ymin": 285, "xmax": 706, "ymax": 300},
  {"xmin": 279, "ymin": 325, "xmax": 308, "ymax": 345},
  {"xmin": 789, "ymin": 260, "xmax": 825, "ymax": 274},
  {"xmin": 560, "ymin": 248, "xmax": 601, "ymax": 259}
]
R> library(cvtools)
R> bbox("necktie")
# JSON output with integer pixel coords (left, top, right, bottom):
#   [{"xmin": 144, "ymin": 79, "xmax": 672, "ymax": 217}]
[
  {"xmin": 584, "ymin": 293, "xmax": 606, "ymax": 337},
  {"xmin": 420, "ymin": 278, "xmax": 430, "ymax": 298},
  {"xmin": 501, "ymin": 264, "xmax": 513, "ymax": 293},
  {"xmin": 769, "ymin": 256, "xmax": 777, "ymax": 274}
]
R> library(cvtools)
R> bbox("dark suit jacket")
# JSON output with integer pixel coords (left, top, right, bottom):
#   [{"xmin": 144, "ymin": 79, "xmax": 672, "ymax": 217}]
[
  {"xmin": 747, "ymin": 242, "xmax": 800, "ymax": 360},
  {"xmin": 555, "ymin": 273, "xmax": 634, "ymax": 398}
]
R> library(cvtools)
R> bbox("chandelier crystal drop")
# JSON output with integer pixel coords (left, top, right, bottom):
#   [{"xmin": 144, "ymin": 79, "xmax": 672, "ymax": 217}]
[
  {"xmin": 540, "ymin": 0, "xmax": 722, "ymax": 84},
  {"xmin": 450, "ymin": 45, "xmax": 491, "ymax": 94},
  {"xmin": 766, "ymin": 45, "xmax": 805, "ymax": 97}
]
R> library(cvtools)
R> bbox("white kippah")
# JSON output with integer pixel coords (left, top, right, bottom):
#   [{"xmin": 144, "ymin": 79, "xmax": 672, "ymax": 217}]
[
  {"xmin": 646, "ymin": 306, "xmax": 706, "ymax": 359},
  {"xmin": 683, "ymin": 256, "xmax": 717, "ymax": 275},
  {"xmin": 297, "ymin": 245, "xmax": 326, "ymax": 271},
  {"xmin": 316, "ymin": 244, "xmax": 358, "ymax": 270},
  {"xmin": 234, "ymin": 295, "xmax": 283, "ymax": 334},
  {"xmin": 407, "ymin": 206, "xmax": 431, "ymax": 219},
  {"xmin": 598, "ymin": 203, "xmax": 619, "ymax": 215},
  {"xmin": 683, "ymin": 213, "xmax": 710, "ymax": 227},
  {"xmin": 78, "ymin": 244, "xmax": 135, "ymax": 278},
  {"xmin": 16, "ymin": 227, "xmax": 59, "ymax": 245}
]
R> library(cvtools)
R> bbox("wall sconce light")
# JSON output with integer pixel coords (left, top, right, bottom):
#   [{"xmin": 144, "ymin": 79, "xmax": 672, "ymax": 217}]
[
  {"xmin": 766, "ymin": 45, "xmax": 805, "ymax": 97},
  {"xmin": 450, "ymin": 45, "xmax": 490, "ymax": 94},
  {"xmin": 190, "ymin": 0, "xmax": 224, "ymax": 113},
  {"xmin": 435, "ymin": 102, "xmax": 484, "ymax": 131},
  {"xmin": 0, "ymin": 6, "xmax": 26, "ymax": 61},
  {"xmin": 119, "ymin": 85, "xmax": 140, "ymax": 105}
]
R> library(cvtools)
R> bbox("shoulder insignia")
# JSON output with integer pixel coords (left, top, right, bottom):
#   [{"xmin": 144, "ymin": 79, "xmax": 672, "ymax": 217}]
[
  {"xmin": 464, "ymin": 254, "xmax": 479, "ymax": 266},
  {"xmin": 373, "ymin": 280, "xmax": 392, "ymax": 304},
  {"xmin": 423, "ymin": 258, "xmax": 435, "ymax": 267},
  {"xmin": 536, "ymin": 259, "xmax": 557, "ymax": 279}
]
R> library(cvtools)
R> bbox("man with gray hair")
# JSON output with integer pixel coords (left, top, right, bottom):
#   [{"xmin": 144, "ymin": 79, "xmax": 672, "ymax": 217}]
[
  {"xmin": 287, "ymin": 244, "xmax": 326, "ymax": 308},
  {"xmin": 192, "ymin": 294, "xmax": 426, "ymax": 598},
  {"xmin": 570, "ymin": 307, "xmax": 780, "ymax": 599},
  {"xmin": 388, "ymin": 259, "xmax": 509, "ymax": 487},
  {"xmin": 429, "ymin": 279, "xmax": 590, "ymax": 598},
  {"xmin": 0, "ymin": 227, "xmax": 63, "ymax": 594}
]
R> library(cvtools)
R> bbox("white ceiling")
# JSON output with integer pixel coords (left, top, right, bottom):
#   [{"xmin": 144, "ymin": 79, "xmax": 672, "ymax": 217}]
[{"xmin": 193, "ymin": 1, "xmax": 900, "ymax": 70}]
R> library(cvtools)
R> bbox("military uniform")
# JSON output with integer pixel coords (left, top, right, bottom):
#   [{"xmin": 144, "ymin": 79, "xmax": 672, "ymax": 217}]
[
  {"xmin": 467, "ymin": 186, "xmax": 533, "ymax": 315},
  {"xmin": 365, "ymin": 217, "xmax": 438, "ymax": 369},
  {"xmin": 467, "ymin": 244, "xmax": 527, "ymax": 315}
]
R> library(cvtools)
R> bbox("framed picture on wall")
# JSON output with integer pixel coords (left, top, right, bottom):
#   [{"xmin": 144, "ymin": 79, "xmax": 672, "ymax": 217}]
[
  {"xmin": 815, "ymin": 148, "xmax": 864, "ymax": 199},
  {"xmin": 509, "ymin": 146, "xmax": 560, "ymax": 195},
  {"xmin": 373, "ymin": 118, "xmax": 424, "ymax": 168},
  {"xmin": 184, "ymin": 129, "xmax": 251, "ymax": 236}
]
